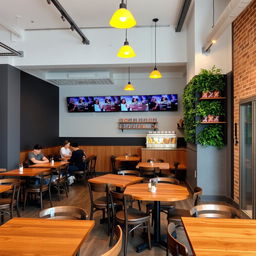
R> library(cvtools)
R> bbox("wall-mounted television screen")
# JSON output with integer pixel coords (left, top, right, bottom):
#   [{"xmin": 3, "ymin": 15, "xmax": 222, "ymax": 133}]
[
  {"xmin": 67, "ymin": 97, "xmax": 94, "ymax": 112},
  {"xmin": 93, "ymin": 96, "xmax": 121, "ymax": 112},
  {"xmin": 120, "ymin": 95, "xmax": 149, "ymax": 112},
  {"xmin": 148, "ymin": 94, "xmax": 178, "ymax": 111},
  {"xmin": 67, "ymin": 94, "xmax": 178, "ymax": 112}
]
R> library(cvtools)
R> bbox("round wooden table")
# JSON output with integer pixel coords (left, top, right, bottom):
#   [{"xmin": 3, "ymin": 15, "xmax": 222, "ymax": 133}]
[{"xmin": 124, "ymin": 183, "xmax": 189, "ymax": 250}]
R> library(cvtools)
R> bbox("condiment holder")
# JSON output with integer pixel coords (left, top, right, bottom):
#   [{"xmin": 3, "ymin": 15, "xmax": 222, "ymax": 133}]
[{"xmin": 148, "ymin": 178, "xmax": 158, "ymax": 192}]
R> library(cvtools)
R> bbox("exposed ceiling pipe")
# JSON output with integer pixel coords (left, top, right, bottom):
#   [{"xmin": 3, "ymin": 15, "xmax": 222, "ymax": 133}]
[
  {"xmin": 0, "ymin": 42, "xmax": 23, "ymax": 57},
  {"xmin": 47, "ymin": 0, "xmax": 90, "ymax": 45},
  {"xmin": 202, "ymin": 0, "xmax": 253, "ymax": 53},
  {"xmin": 176, "ymin": 0, "xmax": 192, "ymax": 32}
]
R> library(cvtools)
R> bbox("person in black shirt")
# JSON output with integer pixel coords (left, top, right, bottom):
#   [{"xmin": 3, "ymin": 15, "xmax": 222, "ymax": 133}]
[{"xmin": 68, "ymin": 142, "xmax": 86, "ymax": 175}]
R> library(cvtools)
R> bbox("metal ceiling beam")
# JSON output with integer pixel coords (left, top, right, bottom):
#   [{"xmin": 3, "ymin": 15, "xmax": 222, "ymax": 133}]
[
  {"xmin": 0, "ymin": 42, "xmax": 23, "ymax": 57},
  {"xmin": 47, "ymin": 0, "xmax": 90, "ymax": 45},
  {"xmin": 175, "ymin": 0, "xmax": 192, "ymax": 32}
]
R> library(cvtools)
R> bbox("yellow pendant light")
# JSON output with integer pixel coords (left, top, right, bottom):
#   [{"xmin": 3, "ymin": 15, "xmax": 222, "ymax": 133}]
[
  {"xmin": 149, "ymin": 18, "xmax": 162, "ymax": 79},
  {"xmin": 109, "ymin": 0, "xmax": 136, "ymax": 29},
  {"xmin": 117, "ymin": 29, "xmax": 136, "ymax": 58},
  {"xmin": 124, "ymin": 66, "xmax": 135, "ymax": 91}
]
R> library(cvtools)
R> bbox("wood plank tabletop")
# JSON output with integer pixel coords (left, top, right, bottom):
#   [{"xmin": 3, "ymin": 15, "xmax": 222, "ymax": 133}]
[
  {"xmin": 124, "ymin": 183, "xmax": 189, "ymax": 202},
  {"xmin": 115, "ymin": 156, "xmax": 140, "ymax": 162},
  {"xmin": 0, "ymin": 185, "xmax": 12, "ymax": 193},
  {"xmin": 88, "ymin": 174, "xmax": 143, "ymax": 188},
  {"xmin": 0, "ymin": 168, "xmax": 51, "ymax": 177},
  {"xmin": 182, "ymin": 217, "xmax": 256, "ymax": 256},
  {"xmin": 136, "ymin": 162, "xmax": 170, "ymax": 170},
  {"xmin": 29, "ymin": 161, "xmax": 69, "ymax": 168},
  {"xmin": 0, "ymin": 218, "xmax": 95, "ymax": 256}
]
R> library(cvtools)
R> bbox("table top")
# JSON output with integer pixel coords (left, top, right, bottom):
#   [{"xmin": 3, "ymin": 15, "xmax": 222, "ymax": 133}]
[
  {"xmin": 88, "ymin": 174, "xmax": 143, "ymax": 188},
  {"xmin": 115, "ymin": 156, "xmax": 140, "ymax": 162},
  {"xmin": 29, "ymin": 161, "xmax": 69, "ymax": 168},
  {"xmin": 136, "ymin": 162, "xmax": 170, "ymax": 170},
  {"xmin": 182, "ymin": 217, "xmax": 256, "ymax": 256},
  {"xmin": 0, "ymin": 168, "xmax": 51, "ymax": 177},
  {"xmin": 0, "ymin": 185, "xmax": 12, "ymax": 193},
  {"xmin": 0, "ymin": 218, "xmax": 95, "ymax": 256},
  {"xmin": 124, "ymin": 183, "xmax": 189, "ymax": 202}
]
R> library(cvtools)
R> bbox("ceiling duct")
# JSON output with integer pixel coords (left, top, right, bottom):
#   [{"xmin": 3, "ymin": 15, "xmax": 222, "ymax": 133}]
[
  {"xmin": 46, "ymin": 71, "xmax": 114, "ymax": 86},
  {"xmin": 202, "ymin": 0, "xmax": 253, "ymax": 53}
]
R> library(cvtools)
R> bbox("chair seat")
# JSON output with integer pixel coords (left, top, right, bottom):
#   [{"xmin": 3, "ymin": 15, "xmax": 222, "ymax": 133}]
[
  {"xmin": 168, "ymin": 208, "xmax": 190, "ymax": 221},
  {"xmin": 116, "ymin": 208, "xmax": 150, "ymax": 223},
  {"xmin": 25, "ymin": 185, "xmax": 49, "ymax": 192}
]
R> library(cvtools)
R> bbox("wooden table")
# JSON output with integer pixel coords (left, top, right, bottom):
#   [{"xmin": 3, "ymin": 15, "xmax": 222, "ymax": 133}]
[
  {"xmin": 0, "ymin": 218, "xmax": 95, "ymax": 256},
  {"xmin": 136, "ymin": 162, "xmax": 170, "ymax": 170},
  {"xmin": 182, "ymin": 217, "xmax": 256, "ymax": 256},
  {"xmin": 0, "ymin": 185, "xmax": 12, "ymax": 193},
  {"xmin": 115, "ymin": 156, "xmax": 140, "ymax": 162},
  {"xmin": 0, "ymin": 168, "xmax": 51, "ymax": 177},
  {"xmin": 29, "ymin": 161, "xmax": 69, "ymax": 168},
  {"xmin": 88, "ymin": 174, "xmax": 143, "ymax": 188},
  {"xmin": 124, "ymin": 183, "xmax": 189, "ymax": 250}
]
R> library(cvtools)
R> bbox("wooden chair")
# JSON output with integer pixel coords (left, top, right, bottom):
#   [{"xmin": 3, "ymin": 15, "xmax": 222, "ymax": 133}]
[
  {"xmin": 139, "ymin": 167, "xmax": 159, "ymax": 181},
  {"xmin": 111, "ymin": 155, "xmax": 119, "ymax": 174},
  {"xmin": 109, "ymin": 189, "xmax": 151, "ymax": 256},
  {"xmin": 39, "ymin": 206, "xmax": 87, "ymax": 220},
  {"xmin": 168, "ymin": 187, "xmax": 202, "ymax": 224},
  {"xmin": 88, "ymin": 155, "xmax": 97, "ymax": 178},
  {"xmin": 101, "ymin": 225, "xmax": 122, "ymax": 256},
  {"xmin": 73, "ymin": 157, "xmax": 90, "ymax": 183},
  {"xmin": 0, "ymin": 179, "xmax": 21, "ymax": 224},
  {"xmin": 88, "ymin": 181, "xmax": 110, "ymax": 234},
  {"xmin": 117, "ymin": 170, "xmax": 140, "ymax": 176},
  {"xmin": 51, "ymin": 166, "xmax": 69, "ymax": 200},
  {"xmin": 190, "ymin": 203, "xmax": 241, "ymax": 218},
  {"xmin": 167, "ymin": 223, "xmax": 189, "ymax": 256},
  {"xmin": 24, "ymin": 171, "xmax": 53, "ymax": 210}
]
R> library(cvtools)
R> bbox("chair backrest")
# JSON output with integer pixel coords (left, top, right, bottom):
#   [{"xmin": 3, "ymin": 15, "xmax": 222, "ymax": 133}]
[
  {"xmin": 117, "ymin": 170, "xmax": 140, "ymax": 176},
  {"xmin": 0, "ymin": 178, "xmax": 21, "ymax": 204},
  {"xmin": 101, "ymin": 225, "xmax": 122, "ymax": 256},
  {"xmin": 39, "ymin": 206, "xmax": 87, "ymax": 220},
  {"xmin": 89, "ymin": 155, "xmax": 97, "ymax": 172},
  {"xmin": 147, "ymin": 158, "xmax": 164, "ymax": 163},
  {"xmin": 192, "ymin": 186, "xmax": 202, "ymax": 206},
  {"xmin": 167, "ymin": 223, "xmax": 189, "ymax": 256},
  {"xmin": 190, "ymin": 204, "xmax": 241, "ymax": 218},
  {"xmin": 109, "ymin": 188, "xmax": 124, "ymax": 218},
  {"xmin": 157, "ymin": 177, "xmax": 180, "ymax": 185},
  {"xmin": 139, "ymin": 167, "xmax": 158, "ymax": 178},
  {"xmin": 88, "ymin": 181, "xmax": 108, "ymax": 205},
  {"xmin": 111, "ymin": 155, "xmax": 117, "ymax": 172},
  {"xmin": 39, "ymin": 171, "xmax": 52, "ymax": 187}
]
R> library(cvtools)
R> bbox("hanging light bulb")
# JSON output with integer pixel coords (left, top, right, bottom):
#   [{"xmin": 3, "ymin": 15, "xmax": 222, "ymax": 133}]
[
  {"xmin": 109, "ymin": 0, "xmax": 136, "ymax": 29},
  {"xmin": 117, "ymin": 29, "xmax": 136, "ymax": 58},
  {"xmin": 149, "ymin": 18, "xmax": 162, "ymax": 79},
  {"xmin": 124, "ymin": 66, "xmax": 135, "ymax": 91}
]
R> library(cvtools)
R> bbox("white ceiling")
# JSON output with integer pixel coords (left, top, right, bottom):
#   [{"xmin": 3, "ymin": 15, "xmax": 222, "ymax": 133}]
[{"xmin": 0, "ymin": 0, "xmax": 183, "ymax": 30}]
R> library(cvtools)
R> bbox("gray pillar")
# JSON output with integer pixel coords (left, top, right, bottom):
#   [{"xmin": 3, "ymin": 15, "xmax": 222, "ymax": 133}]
[{"xmin": 0, "ymin": 64, "xmax": 20, "ymax": 170}]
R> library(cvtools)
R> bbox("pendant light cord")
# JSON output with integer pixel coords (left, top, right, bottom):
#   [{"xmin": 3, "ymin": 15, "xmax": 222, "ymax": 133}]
[
  {"xmin": 212, "ymin": 0, "xmax": 215, "ymax": 28},
  {"xmin": 125, "ymin": 29, "xmax": 128, "ymax": 41},
  {"xmin": 154, "ymin": 20, "xmax": 157, "ymax": 69},
  {"xmin": 128, "ymin": 66, "xmax": 130, "ymax": 82}
]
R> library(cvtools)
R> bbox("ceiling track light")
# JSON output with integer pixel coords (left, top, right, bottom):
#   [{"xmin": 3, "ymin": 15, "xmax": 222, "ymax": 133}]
[
  {"xmin": 117, "ymin": 29, "xmax": 136, "ymax": 58},
  {"xmin": 149, "ymin": 18, "xmax": 162, "ymax": 79},
  {"xmin": 109, "ymin": 0, "xmax": 136, "ymax": 29},
  {"xmin": 47, "ymin": 0, "xmax": 90, "ymax": 45},
  {"xmin": 124, "ymin": 66, "xmax": 135, "ymax": 91},
  {"xmin": 0, "ymin": 42, "xmax": 23, "ymax": 57}
]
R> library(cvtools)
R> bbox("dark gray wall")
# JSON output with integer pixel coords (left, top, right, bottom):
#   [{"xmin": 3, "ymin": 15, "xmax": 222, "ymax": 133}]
[
  {"xmin": 186, "ymin": 143, "xmax": 197, "ymax": 191},
  {"xmin": 20, "ymin": 71, "xmax": 59, "ymax": 150},
  {"xmin": 0, "ymin": 65, "xmax": 20, "ymax": 170}
]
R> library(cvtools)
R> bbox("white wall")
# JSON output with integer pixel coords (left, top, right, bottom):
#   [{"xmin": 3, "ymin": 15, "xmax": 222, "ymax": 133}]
[{"xmin": 59, "ymin": 72, "xmax": 186, "ymax": 137}]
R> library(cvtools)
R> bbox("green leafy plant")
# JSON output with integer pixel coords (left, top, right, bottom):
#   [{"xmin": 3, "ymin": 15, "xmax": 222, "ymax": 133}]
[
  {"xmin": 197, "ymin": 125, "xmax": 224, "ymax": 148},
  {"xmin": 196, "ymin": 101, "xmax": 225, "ymax": 117}
]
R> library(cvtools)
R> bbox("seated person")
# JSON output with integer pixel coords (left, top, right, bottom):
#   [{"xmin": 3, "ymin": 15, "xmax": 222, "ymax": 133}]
[
  {"xmin": 27, "ymin": 144, "xmax": 50, "ymax": 185},
  {"xmin": 60, "ymin": 140, "xmax": 72, "ymax": 160},
  {"xmin": 68, "ymin": 143, "xmax": 86, "ymax": 175},
  {"xmin": 28, "ymin": 144, "xmax": 49, "ymax": 165}
]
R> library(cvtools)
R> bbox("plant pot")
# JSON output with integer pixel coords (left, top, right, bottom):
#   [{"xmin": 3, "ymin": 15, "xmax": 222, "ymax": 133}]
[
  {"xmin": 208, "ymin": 91, "xmax": 214, "ymax": 97},
  {"xmin": 207, "ymin": 115, "xmax": 215, "ymax": 122},
  {"xmin": 213, "ymin": 90, "xmax": 220, "ymax": 97},
  {"xmin": 202, "ymin": 92, "xmax": 209, "ymax": 98},
  {"xmin": 213, "ymin": 115, "xmax": 220, "ymax": 122},
  {"xmin": 202, "ymin": 116, "xmax": 208, "ymax": 122}
]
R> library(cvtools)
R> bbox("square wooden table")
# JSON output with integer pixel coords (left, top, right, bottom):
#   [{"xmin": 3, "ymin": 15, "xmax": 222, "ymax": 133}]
[
  {"xmin": 115, "ymin": 156, "xmax": 140, "ymax": 162},
  {"xmin": 29, "ymin": 161, "xmax": 69, "ymax": 169},
  {"xmin": 0, "ymin": 218, "xmax": 95, "ymax": 256},
  {"xmin": 0, "ymin": 185, "xmax": 12, "ymax": 193},
  {"xmin": 0, "ymin": 168, "xmax": 51, "ymax": 177},
  {"xmin": 182, "ymin": 217, "xmax": 256, "ymax": 256},
  {"xmin": 88, "ymin": 174, "xmax": 143, "ymax": 188},
  {"xmin": 136, "ymin": 162, "xmax": 170, "ymax": 170}
]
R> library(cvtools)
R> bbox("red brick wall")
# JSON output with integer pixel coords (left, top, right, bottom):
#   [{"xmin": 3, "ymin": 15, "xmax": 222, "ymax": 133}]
[{"xmin": 233, "ymin": 0, "xmax": 256, "ymax": 203}]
